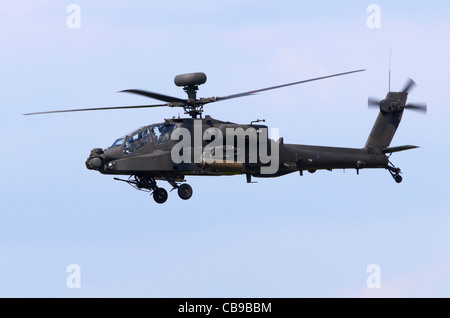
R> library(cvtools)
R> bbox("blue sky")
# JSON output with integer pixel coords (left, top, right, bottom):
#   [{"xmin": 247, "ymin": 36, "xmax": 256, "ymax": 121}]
[{"xmin": 1, "ymin": 0, "xmax": 450, "ymax": 297}]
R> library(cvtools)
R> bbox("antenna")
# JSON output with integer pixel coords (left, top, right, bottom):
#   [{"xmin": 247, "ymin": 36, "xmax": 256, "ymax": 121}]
[{"xmin": 388, "ymin": 48, "xmax": 392, "ymax": 92}]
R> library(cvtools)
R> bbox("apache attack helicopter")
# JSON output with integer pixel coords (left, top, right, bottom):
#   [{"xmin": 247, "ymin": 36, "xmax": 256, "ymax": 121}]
[{"xmin": 24, "ymin": 70, "xmax": 426, "ymax": 204}]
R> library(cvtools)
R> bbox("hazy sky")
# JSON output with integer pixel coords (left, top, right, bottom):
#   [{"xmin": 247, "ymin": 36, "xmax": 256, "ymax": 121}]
[{"xmin": 1, "ymin": 0, "xmax": 450, "ymax": 297}]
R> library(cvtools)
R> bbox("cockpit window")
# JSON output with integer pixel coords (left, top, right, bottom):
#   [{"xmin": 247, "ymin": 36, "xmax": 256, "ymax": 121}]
[
  {"xmin": 123, "ymin": 128, "xmax": 152, "ymax": 154},
  {"xmin": 111, "ymin": 138, "xmax": 124, "ymax": 148},
  {"xmin": 151, "ymin": 124, "xmax": 175, "ymax": 145}
]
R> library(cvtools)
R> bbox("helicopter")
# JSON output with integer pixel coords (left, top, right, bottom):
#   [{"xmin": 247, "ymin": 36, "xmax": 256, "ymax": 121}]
[{"xmin": 24, "ymin": 70, "xmax": 427, "ymax": 204}]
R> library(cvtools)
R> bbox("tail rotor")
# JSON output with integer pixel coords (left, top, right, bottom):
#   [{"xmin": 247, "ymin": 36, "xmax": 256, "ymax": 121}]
[
  {"xmin": 365, "ymin": 76, "xmax": 427, "ymax": 183},
  {"xmin": 368, "ymin": 77, "xmax": 427, "ymax": 114}
]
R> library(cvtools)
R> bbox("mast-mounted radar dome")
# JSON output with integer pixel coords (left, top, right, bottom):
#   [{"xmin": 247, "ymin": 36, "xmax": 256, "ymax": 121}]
[{"xmin": 174, "ymin": 72, "xmax": 207, "ymax": 87}]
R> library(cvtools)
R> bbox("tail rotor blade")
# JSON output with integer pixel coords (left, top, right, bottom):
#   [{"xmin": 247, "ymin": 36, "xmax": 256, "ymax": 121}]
[
  {"xmin": 405, "ymin": 102, "xmax": 427, "ymax": 114},
  {"xmin": 368, "ymin": 96, "xmax": 381, "ymax": 108},
  {"xmin": 401, "ymin": 78, "xmax": 417, "ymax": 94}
]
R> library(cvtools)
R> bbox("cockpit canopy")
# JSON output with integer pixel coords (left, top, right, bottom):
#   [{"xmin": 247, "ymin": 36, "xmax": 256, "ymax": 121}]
[{"xmin": 110, "ymin": 124, "xmax": 175, "ymax": 154}]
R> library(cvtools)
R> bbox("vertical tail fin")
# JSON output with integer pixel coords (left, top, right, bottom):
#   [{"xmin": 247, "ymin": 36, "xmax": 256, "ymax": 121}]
[
  {"xmin": 366, "ymin": 53, "xmax": 424, "ymax": 151},
  {"xmin": 365, "ymin": 78, "xmax": 426, "ymax": 151},
  {"xmin": 365, "ymin": 108, "xmax": 404, "ymax": 151}
]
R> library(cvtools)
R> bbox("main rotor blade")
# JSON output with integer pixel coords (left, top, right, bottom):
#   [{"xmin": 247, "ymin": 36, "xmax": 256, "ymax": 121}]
[
  {"xmin": 23, "ymin": 103, "xmax": 170, "ymax": 116},
  {"xmin": 405, "ymin": 102, "xmax": 427, "ymax": 113},
  {"xmin": 401, "ymin": 78, "xmax": 416, "ymax": 94},
  {"xmin": 119, "ymin": 89, "xmax": 185, "ymax": 103},
  {"xmin": 215, "ymin": 69, "xmax": 365, "ymax": 101}
]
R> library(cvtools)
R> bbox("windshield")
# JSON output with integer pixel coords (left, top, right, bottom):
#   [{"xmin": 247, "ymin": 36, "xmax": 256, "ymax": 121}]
[
  {"xmin": 151, "ymin": 124, "xmax": 175, "ymax": 145},
  {"xmin": 111, "ymin": 126, "xmax": 142, "ymax": 149},
  {"xmin": 111, "ymin": 138, "xmax": 125, "ymax": 148},
  {"xmin": 119, "ymin": 124, "xmax": 175, "ymax": 155},
  {"xmin": 123, "ymin": 128, "xmax": 153, "ymax": 154}
]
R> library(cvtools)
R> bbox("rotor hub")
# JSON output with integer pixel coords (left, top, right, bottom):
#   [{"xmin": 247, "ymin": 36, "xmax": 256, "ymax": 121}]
[{"xmin": 172, "ymin": 73, "xmax": 208, "ymax": 117}]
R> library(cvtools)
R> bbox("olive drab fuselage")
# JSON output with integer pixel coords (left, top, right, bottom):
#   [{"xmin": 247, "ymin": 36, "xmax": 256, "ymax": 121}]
[{"xmin": 85, "ymin": 115, "xmax": 390, "ymax": 180}]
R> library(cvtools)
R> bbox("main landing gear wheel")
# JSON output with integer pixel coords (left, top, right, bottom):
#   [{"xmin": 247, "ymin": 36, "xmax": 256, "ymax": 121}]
[
  {"xmin": 177, "ymin": 183, "xmax": 193, "ymax": 200},
  {"xmin": 153, "ymin": 187, "xmax": 168, "ymax": 204}
]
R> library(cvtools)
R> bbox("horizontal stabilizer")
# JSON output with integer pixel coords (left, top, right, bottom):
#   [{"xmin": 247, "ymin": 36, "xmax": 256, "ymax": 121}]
[{"xmin": 383, "ymin": 145, "xmax": 419, "ymax": 154}]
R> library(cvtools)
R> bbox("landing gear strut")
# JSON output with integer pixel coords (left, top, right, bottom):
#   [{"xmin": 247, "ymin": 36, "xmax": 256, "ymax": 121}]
[
  {"xmin": 114, "ymin": 175, "xmax": 193, "ymax": 203},
  {"xmin": 134, "ymin": 175, "xmax": 169, "ymax": 204},
  {"xmin": 387, "ymin": 161, "xmax": 403, "ymax": 183}
]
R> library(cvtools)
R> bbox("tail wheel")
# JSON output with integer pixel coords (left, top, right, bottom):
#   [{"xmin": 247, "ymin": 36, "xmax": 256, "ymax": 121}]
[
  {"xmin": 153, "ymin": 187, "xmax": 168, "ymax": 204},
  {"xmin": 387, "ymin": 161, "xmax": 403, "ymax": 184},
  {"xmin": 177, "ymin": 183, "xmax": 193, "ymax": 200}
]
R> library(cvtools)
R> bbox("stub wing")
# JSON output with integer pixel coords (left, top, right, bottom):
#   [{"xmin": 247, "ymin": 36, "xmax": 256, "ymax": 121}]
[{"xmin": 383, "ymin": 145, "xmax": 419, "ymax": 154}]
